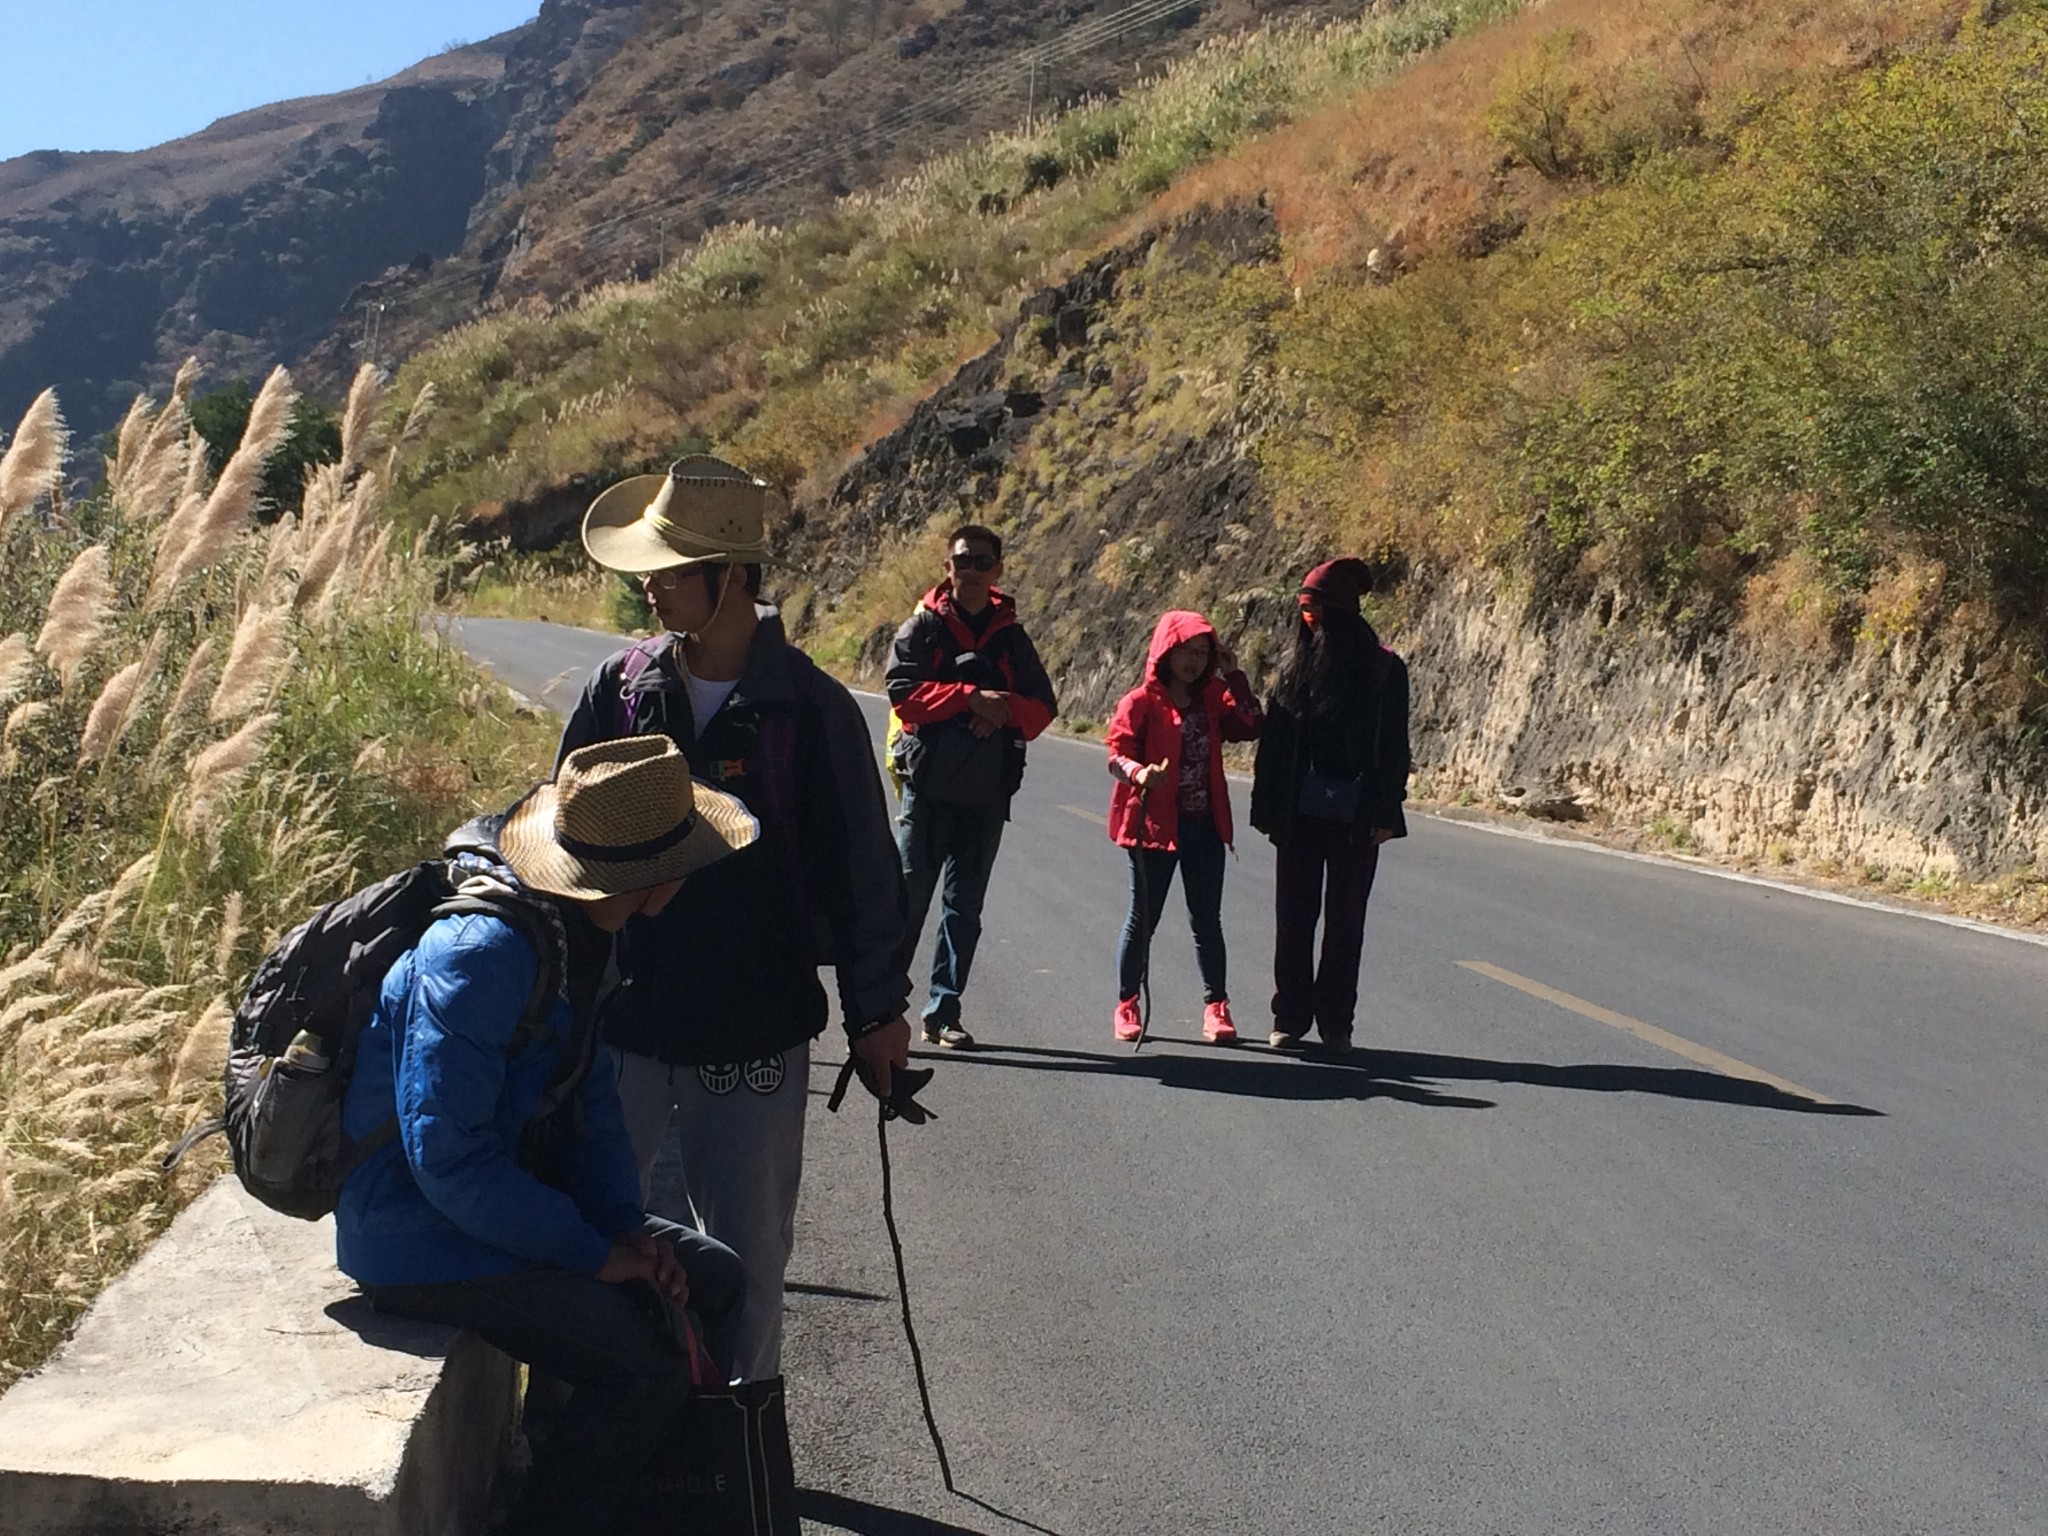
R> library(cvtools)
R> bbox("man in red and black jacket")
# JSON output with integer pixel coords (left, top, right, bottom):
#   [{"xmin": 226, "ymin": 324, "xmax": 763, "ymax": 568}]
[{"xmin": 885, "ymin": 525, "xmax": 1058, "ymax": 1048}]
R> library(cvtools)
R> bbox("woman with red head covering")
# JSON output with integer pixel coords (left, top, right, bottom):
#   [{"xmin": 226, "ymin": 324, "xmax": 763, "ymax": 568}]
[
  {"xmin": 1104, "ymin": 610, "xmax": 1264, "ymax": 1043},
  {"xmin": 1247, "ymin": 559, "xmax": 1412, "ymax": 1054}
]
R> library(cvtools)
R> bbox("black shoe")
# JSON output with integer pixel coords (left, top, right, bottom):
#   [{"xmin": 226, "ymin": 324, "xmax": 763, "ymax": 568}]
[
  {"xmin": 1268, "ymin": 1030, "xmax": 1309, "ymax": 1052},
  {"xmin": 923, "ymin": 1023, "xmax": 975, "ymax": 1049},
  {"xmin": 1319, "ymin": 1032, "xmax": 1355, "ymax": 1057}
]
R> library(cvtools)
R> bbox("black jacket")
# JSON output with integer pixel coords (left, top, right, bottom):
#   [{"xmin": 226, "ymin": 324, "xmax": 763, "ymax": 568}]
[
  {"xmin": 557, "ymin": 607, "xmax": 911, "ymax": 1065},
  {"xmin": 1249, "ymin": 647, "xmax": 1412, "ymax": 842},
  {"xmin": 885, "ymin": 584, "xmax": 1058, "ymax": 814}
]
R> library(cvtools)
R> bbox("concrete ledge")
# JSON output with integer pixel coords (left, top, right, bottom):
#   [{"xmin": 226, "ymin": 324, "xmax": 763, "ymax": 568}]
[{"xmin": 0, "ymin": 1179, "xmax": 517, "ymax": 1535}]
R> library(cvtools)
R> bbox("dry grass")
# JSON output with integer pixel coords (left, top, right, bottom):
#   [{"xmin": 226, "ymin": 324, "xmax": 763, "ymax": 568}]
[{"xmin": 1162, "ymin": 0, "xmax": 1966, "ymax": 278}]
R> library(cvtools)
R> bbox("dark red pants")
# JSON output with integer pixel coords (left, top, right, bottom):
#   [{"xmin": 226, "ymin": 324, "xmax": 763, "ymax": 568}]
[{"xmin": 1272, "ymin": 826, "xmax": 1381, "ymax": 1040}]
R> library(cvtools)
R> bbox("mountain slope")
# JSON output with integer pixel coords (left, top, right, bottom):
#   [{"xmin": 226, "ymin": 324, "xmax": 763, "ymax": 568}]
[
  {"xmin": 0, "ymin": 2, "xmax": 658, "ymax": 441},
  {"xmin": 391, "ymin": 0, "xmax": 2048, "ymax": 890}
]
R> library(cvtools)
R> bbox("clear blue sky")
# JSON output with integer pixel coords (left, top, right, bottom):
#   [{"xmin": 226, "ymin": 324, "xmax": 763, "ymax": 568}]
[{"xmin": 0, "ymin": 1, "xmax": 543, "ymax": 162}]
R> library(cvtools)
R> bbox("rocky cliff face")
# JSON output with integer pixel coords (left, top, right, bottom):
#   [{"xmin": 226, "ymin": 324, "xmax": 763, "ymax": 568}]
[
  {"xmin": 1404, "ymin": 580, "xmax": 2047, "ymax": 880},
  {"xmin": 790, "ymin": 200, "xmax": 2045, "ymax": 883},
  {"xmin": 0, "ymin": 1, "xmax": 641, "ymax": 439}
]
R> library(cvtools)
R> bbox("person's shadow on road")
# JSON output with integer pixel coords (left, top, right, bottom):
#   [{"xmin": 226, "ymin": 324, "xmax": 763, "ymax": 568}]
[
  {"xmin": 918, "ymin": 1041, "xmax": 1495, "ymax": 1109},
  {"xmin": 919, "ymin": 1040, "xmax": 1882, "ymax": 1116}
]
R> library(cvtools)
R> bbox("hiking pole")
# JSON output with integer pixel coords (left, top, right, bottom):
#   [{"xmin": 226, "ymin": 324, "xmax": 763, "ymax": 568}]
[{"xmin": 829, "ymin": 1056, "xmax": 953, "ymax": 1491}]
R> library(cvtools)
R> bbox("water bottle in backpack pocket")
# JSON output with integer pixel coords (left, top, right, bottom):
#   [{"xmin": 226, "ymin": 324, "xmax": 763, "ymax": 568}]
[{"xmin": 238, "ymin": 1033, "xmax": 351, "ymax": 1195}]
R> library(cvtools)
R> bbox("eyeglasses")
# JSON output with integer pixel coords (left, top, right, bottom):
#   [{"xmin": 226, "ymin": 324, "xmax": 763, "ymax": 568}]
[
  {"xmin": 950, "ymin": 552, "xmax": 999, "ymax": 572},
  {"xmin": 640, "ymin": 569, "xmax": 689, "ymax": 590}
]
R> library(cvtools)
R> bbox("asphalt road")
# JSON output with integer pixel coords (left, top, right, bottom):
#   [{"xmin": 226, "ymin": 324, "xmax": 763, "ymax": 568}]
[{"xmin": 452, "ymin": 616, "xmax": 2048, "ymax": 1536}]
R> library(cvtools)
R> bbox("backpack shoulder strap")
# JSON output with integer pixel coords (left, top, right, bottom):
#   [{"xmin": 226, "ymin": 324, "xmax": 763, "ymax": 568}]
[
  {"xmin": 615, "ymin": 637, "xmax": 666, "ymax": 737},
  {"xmin": 432, "ymin": 888, "xmax": 600, "ymax": 1138}
]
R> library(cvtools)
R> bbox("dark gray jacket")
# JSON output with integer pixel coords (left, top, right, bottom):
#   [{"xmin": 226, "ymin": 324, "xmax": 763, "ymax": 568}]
[{"xmin": 558, "ymin": 607, "xmax": 910, "ymax": 1064}]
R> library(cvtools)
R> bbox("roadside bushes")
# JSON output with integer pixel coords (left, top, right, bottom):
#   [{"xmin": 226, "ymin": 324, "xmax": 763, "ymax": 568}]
[{"xmin": 1269, "ymin": 7, "xmax": 2048, "ymax": 696}]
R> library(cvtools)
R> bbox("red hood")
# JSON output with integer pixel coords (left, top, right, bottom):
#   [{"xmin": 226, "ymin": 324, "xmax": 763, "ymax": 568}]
[
  {"xmin": 922, "ymin": 582, "xmax": 1017, "ymax": 640},
  {"xmin": 1146, "ymin": 609, "xmax": 1217, "ymax": 688}
]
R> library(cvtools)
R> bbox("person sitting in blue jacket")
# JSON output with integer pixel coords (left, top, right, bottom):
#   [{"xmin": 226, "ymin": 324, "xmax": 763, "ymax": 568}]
[{"xmin": 336, "ymin": 736, "xmax": 761, "ymax": 1536}]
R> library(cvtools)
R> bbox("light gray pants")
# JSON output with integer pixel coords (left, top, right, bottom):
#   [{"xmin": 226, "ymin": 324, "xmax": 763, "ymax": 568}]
[{"xmin": 613, "ymin": 1043, "xmax": 810, "ymax": 1381}]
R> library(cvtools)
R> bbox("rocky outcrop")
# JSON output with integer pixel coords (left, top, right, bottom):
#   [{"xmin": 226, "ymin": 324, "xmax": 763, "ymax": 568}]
[
  {"xmin": 1404, "ymin": 578, "xmax": 2047, "ymax": 879},
  {"xmin": 471, "ymin": 0, "xmax": 645, "ymax": 243}
]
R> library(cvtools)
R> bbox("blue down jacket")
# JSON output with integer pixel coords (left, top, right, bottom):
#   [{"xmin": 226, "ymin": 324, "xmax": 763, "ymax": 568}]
[{"xmin": 335, "ymin": 912, "xmax": 643, "ymax": 1287}]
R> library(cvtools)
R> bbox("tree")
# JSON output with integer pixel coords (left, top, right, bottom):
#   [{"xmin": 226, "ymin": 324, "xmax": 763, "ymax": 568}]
[{"xmin": 189, "ymin": 380, "xmax": 343, "ymax": 519}]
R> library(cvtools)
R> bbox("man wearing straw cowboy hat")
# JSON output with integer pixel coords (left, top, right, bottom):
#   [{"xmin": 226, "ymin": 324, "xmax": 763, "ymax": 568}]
[
  {"xmin": 336, "ymin": 736, "xmax": 758, "ymax": 1536},
  {"xmin": 561, "ymin": 454, "xmax": 914, "ymax": 1381}
]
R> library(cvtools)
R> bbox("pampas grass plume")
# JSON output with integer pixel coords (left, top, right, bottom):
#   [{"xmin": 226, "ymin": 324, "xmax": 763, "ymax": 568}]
[
  {"xmin": 0, "ymin": 633, "xmax": 32, "ymax": 708},
  {"xmin": 167, "ymin": 999, "xmax": 232, "ymax": 1103},
  {"xmin": 256, "ymin": 516, "xmax": 299, "ymax": 600},
  {"xmin": 148, "ymin": 368, "xmax": 296, "ymax": 604},
  {"xmin": 35, "ymin": 545, "xmax": 114, "ymax": 691},
  {"xmin": 179, "ymin": 712, "xmax": 276, "ymax": 836},
  {"xmin": 0, "ymin": 389, "xmax": 67, "ymax": 554},
  {"xmin": 114, "ymin": 408, "xmax": 192, "ymax": 526},
  {"xmin": 338, "ymin": 364, "xmax": 384, "ymax": 477},
  {"xmin": 208, "ymin": 604, "xmax": 292, "ymax": 723},
  {"xmin": 109, "ymin": 395, "xmax": 153, "ymax": 486},
  {"xmin": 78, "ymin": 632, "xmax": 164, "ymax": 766},
  {"xmin": 77, "ymin": 637, "xmax": 161, "ymax": 767},
  {"xmin": 159, "ymin": 638, "xmax": 217, "ymax": 731},
  {"xmin": 212, "ymin": 892, "xmax": 245, "ymax": 980}
]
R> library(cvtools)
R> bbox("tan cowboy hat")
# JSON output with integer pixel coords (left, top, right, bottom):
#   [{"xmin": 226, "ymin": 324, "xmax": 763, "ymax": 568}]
[
  {"xmin": 499, "ymin": 736, "xmax": 758, "ymax": 900},
  {"xmin": 583, "ymin": 454, "xmax": 773, "ymax": 574}
]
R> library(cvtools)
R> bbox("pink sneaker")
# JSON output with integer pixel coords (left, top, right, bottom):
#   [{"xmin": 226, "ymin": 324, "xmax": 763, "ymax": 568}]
[
  {"xmin": 1202, "ymin": 1000, "xmax": 1238, "ymax": 1044},
  {"xmin": 1113, "ymin": 996, "xmax": 1143, "ymax": 1042}
]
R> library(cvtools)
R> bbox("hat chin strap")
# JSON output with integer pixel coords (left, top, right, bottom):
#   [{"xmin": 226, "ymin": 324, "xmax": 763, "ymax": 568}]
[{"xmin": 679, "ymin": 562, "xmax": 741, "ymax": 642}]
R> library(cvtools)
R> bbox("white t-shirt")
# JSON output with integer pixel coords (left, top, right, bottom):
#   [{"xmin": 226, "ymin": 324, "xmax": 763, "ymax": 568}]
[{"xmin": 682, "ymin": 662, "xmax": 739, "ymax": 729}]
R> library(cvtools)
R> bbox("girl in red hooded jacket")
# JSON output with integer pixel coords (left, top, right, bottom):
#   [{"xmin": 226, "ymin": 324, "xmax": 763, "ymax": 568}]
[{"xmin": 1105, "ymin": 610, "xmax": 1263, "ymax": 1043}]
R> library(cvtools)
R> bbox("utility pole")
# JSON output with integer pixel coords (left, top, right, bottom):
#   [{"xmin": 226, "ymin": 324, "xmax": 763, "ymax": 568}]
[
  {"xmin": 1027, "ymin": 56, "xmax": 1037, "ymax": 132},
  {"xmin": 658, "ymin": 217, "xmax": 668, "ymax": 271}
]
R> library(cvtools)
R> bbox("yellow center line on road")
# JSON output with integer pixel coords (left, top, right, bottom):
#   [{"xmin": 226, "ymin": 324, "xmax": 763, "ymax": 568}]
[
  {"xmin": 1458, "ymin": 960, "xmax": 1837, "ymax": 1106},
  {"xmin": 1058, "ymin": 804, "xmax": 1108, "ymax": 825}
]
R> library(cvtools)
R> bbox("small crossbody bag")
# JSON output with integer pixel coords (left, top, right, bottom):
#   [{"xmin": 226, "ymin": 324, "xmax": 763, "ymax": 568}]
[{"xmin": 1297, "ymin": 768, "xmax": 1363, "ymax": 823}]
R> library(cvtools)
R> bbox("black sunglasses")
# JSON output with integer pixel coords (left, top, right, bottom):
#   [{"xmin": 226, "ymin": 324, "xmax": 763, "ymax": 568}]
[{"xmin": 950, "ymin": 552, "xmax": 998, "ymax": 572}]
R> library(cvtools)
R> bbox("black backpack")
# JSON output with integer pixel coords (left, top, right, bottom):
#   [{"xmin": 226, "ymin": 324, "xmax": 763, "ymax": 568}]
[{"xmin": 164, "ymin": 823, "xmax": 574, "ymax": 1220}]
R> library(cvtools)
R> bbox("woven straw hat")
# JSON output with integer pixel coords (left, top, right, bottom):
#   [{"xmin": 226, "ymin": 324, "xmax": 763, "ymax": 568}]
[
  {"xmin": 583, "ymin": 454, "xmax": 772, "ymax": 574},
  {"xmin": 499, "ymin": 736, "xmax": 758, "ymax": 900}
]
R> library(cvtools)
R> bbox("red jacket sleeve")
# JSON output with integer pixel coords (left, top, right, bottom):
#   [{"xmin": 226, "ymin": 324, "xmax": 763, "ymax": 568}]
[
  {"xmin": 1105, "ymin": 688, "xmax": 1147, "ymax": 782},
  {"xmin": 1007, "ymin": 692, "xmax": 1054, "ymax": 741},
  {"xmin": 1001, "ymin": 625, "xmax": 1057, "ymax": 741},
  {"xmin": 895, "ymin": 681, "xmax": 977, "ymax": 726}
]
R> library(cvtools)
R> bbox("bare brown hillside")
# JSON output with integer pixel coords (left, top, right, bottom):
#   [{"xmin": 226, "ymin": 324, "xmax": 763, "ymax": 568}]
[
  {"xmin": 317, "ymin": 0, "xmax": 1357, "ymax": 381},
  {"xmin": 0, "ymin": 2, "xmax": 637, "ymax": 439}
]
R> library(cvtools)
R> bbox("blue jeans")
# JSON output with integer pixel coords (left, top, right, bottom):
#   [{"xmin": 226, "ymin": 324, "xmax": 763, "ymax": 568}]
[
  {"xmin": 1117, "ymin": 811, "xmax": 1229, "ymax": 1003},
  {"xmin": 366, "ymin": 1218, "xmax": 745, "ymax": 1536},
  {"xmin": 897, "ymin": 784, "xmax": 1007, "ymax": 1029}
]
